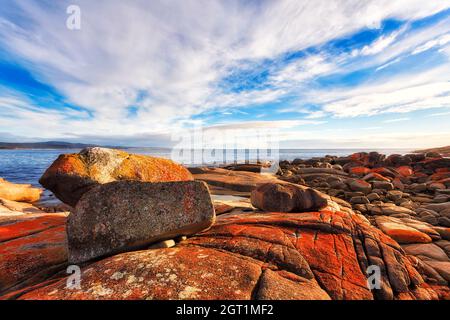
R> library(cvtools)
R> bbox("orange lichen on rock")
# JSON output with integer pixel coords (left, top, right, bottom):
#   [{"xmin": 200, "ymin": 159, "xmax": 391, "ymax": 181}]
[
  {"xmin": 39, "ymin": 147, "xmax": 193, "ymax": 206},
  {"xmin": 0, "ymin": 213, "xmax": 67, "ymax": 242},
  {"xmin": 13, "ymin": 209, "xmax": 443, "ymax": 300},
  {"xmin": 0, "ymin": 223, "xmax": 67, "ymax": 295},
  {"xmin": 396, "ymin": 166, "xmax": 414, "ymax": 177},
  {"xmin": 349, "ymin": 167, "xmax": 371, "ymax": 175}
]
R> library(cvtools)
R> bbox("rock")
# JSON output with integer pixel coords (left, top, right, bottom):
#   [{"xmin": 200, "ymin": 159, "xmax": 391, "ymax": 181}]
[
  {"xmin": 67, "ymin": 180, "xmax": 215, "ymax": 264},
  {"xmin": 425, "ymin": 202, "xmax": 450, "ymax": 213},
  {"xmin": 0, "ymin": 213, "xmax": 68, "ymax": 295},
  {"xmin": 223, "ymin": 163, "xmax": 268, "ymax": 173},
  {"xmin": 0, "ymin": 199, "xmax": 45, "ymax": 216},
  {"xmin": 14, "ymin": 210, "xmax": 442, "ymax": 300},
  {"xmin": 347, "ymin": 179, "xmax": 372, "ymax": 194},
  {"xmin": 433, "ymin": 227, "xmax": 450, "ymax": 241},
  {"xmin": 375, "ymin": 216, "xmax": 432, "ymax": 244},
  {"xmin": 250, "ymin": 182, "xmax": 328, "ymax": 212},
  {"xmin": 148, "ymin": 239, "xmax": 176, "ymax": 249},
  {"xmin": 39, "ymin": 147, "xmax": 193, "ymax": 206},
  {"xmin": 349, "ymin": 167, "xmax": 371, "ymax": 175},
  {"xmin": 363, "ymin": 173, "xmax": 391, "ymax": 182},
  {"xmin": 387, "ymin": 190, "xmax": 403, "ymax": 202},
  {"xmin": 423, "ymin": 261, "xmax": 450, "ymax": 282},
  {"xmin": 402, "ymin": 243, "xmax": 449, "ymax": 262},
  {"xmin": 368, "ymin": 203, "xmax": 415, "ymax": 216},
  {"xmin": 438, "ymin": 217, "xmax": 450, "ymax": 227},
  {"xmin": 367, "ymin": 193, "xmax": 381, "ymax": 202},
  {"xmin": 372, "ymin": 181, "xmax": 394, "ymax": 191},
  {"xmin": 411, "ymin": 183, "xmax": 427, "ymax": 193},
  {"xmin": 255, "ymin": 269, "xmax": 331, "ymax": 300},
  {"xmin": 371, "ymin": 167, "xmax": 396, "ymax": 179},
  {"xmin": 397, "ymin": 166, "xmax": 414, "ymax": 177},
  {"xmin": 193, "ymin": 167, "xmax": 280, "ymax": 194},
  {"xmin": 433, "ymin": 195, "xmax": 449, "ymax": 203},
  {"xmin": 0, "ymin": 178, "xmax": 42, "ymax": 203},
  {"xmin": 350, "ymin": 196, "xmax": 370, "ymax": 205}
]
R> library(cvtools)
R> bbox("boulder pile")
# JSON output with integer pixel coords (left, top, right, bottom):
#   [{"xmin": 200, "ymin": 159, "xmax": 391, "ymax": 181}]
[{"xmin": 0, "ymin": 148, "xmax": 449, "ymax": 300}]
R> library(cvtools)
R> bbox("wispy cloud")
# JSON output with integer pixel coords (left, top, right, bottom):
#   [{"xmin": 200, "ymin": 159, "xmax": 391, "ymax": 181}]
[{"xmin": 0, "ymin": 0, "xmax": 449, "ymax": 147}]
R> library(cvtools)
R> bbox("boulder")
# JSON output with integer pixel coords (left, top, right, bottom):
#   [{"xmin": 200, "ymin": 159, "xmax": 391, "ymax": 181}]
[
  {"xmin": 402, "ymin": 243, "xmax": 449, "ymax": 262},
  {"xmin": 250, "ymin": 182, "xmax": 328, "ymax": 212},
  {"xmin": 397, "ymin": 166, "xmax": 414, "ymax": 177},
  {"xmin": 39, "ymin": 148, "xmax": 193, "ymax": 206},
  {"xmin": 67, "ymin": 180, "xmax": 215, "ymax": 264},
  {"xmin": 347, "ymin": 179, "xmax": 372, "ymax": 194},
  {"xmin": 350, "ymin": 196, "xmax": 370, "ymax": 205},
  {"xmin": 375, "ymin": 216, "xmax": 433, "ymax": 244},
  {"xmin": 425, "ymin": 202, "xmax": 450, "ymax": 213},
  {"xmin": 193, "ymin": 167, "xmax": 280, "ymax": 194},
  {"xmin": 372, "ymin": 181, "xmax": 394, "ymax": 191},
  {"xmin": 0, "ymin": 178, "xmax": 42, "ymax": 203}
]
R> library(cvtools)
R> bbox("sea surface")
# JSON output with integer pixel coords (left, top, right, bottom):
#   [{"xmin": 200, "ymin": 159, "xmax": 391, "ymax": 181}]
[{"xmin": 0, "ymin": 148, "xmax": 412, "ymax": 186}]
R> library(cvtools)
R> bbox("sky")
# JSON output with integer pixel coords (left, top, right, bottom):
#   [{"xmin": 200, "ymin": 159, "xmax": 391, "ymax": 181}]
[{"xmin": 0, "ymin": 0, "xmax": 450, "ymax": 149}]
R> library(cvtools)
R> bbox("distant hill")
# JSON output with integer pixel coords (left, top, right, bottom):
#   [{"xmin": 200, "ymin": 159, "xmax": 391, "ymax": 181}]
[
  {"xmin": 414, "ymin": 145, "xmax": 450, "ymax": 157},
  {"xmin": 0, "ymin": 141, "xmax": 124, "ymax": 150}
]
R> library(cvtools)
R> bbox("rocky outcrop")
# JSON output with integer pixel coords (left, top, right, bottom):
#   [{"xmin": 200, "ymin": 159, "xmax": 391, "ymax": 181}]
[
  {"xmin": 11, "ymin": 208, "xmax": 446, "ymax": 300},
  {"xmin": 67, "ymin": 180, "xmax": 215, "ymax": 264},
  {"xmin": 0, "ymin": 178, "xmax": 42, "ymax": 203},
  {"xmin": 39, "ymin": 148, "xmax": 193, "ymax": 206},
  {"xmin": 250, "ymin": 182, "xmax": 328, "ymax": 212}
]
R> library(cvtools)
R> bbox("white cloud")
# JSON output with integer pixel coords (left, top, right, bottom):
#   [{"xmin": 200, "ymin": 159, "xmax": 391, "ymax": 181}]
[
  {"xmin": 383, "ymin": 117, "xmax": 410, "ymax": 123},
  {"xmin": 0, "ymin": 0, "xmax": 450, "ymax": 145}
]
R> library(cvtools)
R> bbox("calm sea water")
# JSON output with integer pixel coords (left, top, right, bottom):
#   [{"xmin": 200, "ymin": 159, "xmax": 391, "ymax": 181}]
[{"xmin": 0, "ymin": 148, "xmax": 412, "ymax": 187}]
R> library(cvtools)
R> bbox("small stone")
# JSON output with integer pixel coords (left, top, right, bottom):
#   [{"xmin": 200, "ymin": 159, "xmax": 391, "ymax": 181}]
[
  {"xmin": 372, "ymin": 181, "xmax": 394, "ymax": 191},
  {"xmin": 387, "ymin": 190, "xmax": 403, "ymax": 201},
  {"xmin": 148, "ymin": 239, "xmax": 176, "ymax": 249},
  {"xmin": 350, "ymin": 196, "xmax": 370, "ymax": 205},
  {"xmin": 367, "ymin": 193, "xmax": 380, "ymax": 201}
]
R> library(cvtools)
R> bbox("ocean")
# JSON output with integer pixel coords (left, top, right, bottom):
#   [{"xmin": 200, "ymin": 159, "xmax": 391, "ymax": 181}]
[{"xmin": 0, "ymin": 148, "xmax": 412, "ymax": 187}]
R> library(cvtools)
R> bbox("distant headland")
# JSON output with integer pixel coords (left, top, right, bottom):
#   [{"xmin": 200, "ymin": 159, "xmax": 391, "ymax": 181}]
[{"xmin": 0, "ymin": 141, "xmax": 126, "ymax": 150}]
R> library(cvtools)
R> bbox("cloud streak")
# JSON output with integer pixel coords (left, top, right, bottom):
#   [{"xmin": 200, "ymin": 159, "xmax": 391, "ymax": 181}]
[{"xmin": 0, "ymin": 0, "xmax": 449, "ymax": 147}]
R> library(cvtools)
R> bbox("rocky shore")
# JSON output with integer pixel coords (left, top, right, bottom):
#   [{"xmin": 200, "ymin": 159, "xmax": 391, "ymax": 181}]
[{"xmin": 0, "ymin": 147, "xmax": 449, "ymax": 300}]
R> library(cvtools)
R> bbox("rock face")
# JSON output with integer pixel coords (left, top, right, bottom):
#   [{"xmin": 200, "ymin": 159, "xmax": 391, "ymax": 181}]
[
  {"xmin": 0, "ymin": 178, "xmax": 42, "ymax": 203},
  {"xmin": 39, "ymin": 148, "xmax": 194, "ymax": 206},
  {"xmin": 14, "ymin": 209, "xmax": 444, "ymax": 300},
  {"xmin": 0, "ymin": 213, "xmax": 68, "ymax": 295},
  {"xmin": 67, "ymin": 180, "xmax": 215, "ymax": 264},
  {"xmin": 250, "ymin": 182, "xmax": 328, "ymax": 212}
]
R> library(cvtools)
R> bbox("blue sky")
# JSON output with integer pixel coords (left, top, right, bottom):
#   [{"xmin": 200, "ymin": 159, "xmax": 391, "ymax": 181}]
[{"xmin": 0, "ymin": 0, "xmax": 450, "ymax": 148}]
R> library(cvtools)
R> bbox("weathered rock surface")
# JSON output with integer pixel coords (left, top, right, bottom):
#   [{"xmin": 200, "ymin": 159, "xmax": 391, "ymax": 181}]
[
  {"xmin": 11, "ymin": 209, "xmax": 446, "ymax": 300},
  {"xmin": 375, "ymin": 216, "xmax": 434, "ymax": 244},
  {"xmin": 0, "ymin": 178, "xmax": 42, "ymax": 203},
  {"xmin": 39, "ymin": 148, "xmax": 194, "ymax": 206},
  {"xmin": 250, "ymin": 182, "xmax": 328, "ymax": 212},
  {"xmin": 68, "ymin": 180, "xmax": 215, "ymax": 264},
  {"xmin": 0, "ymin": 213, "xmax": 68, "ymax": 295},
  {"xmin": 192, "ymin": 167, "xmax": 280, "ymax": 194}
]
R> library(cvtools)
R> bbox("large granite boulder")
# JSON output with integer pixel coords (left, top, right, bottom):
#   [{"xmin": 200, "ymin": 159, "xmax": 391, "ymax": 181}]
[
  {"xmin": 11, "ymin": 209, "xmax": 448, "ymax": 300},
  {"xmin": 68, "ymin": 180, "xmax": 215, "ymax": 264},
  {"xmin": 0, "ymin": 178, "xmax": 42, "ymax": 203},
  {"xmin": 250, "ymin": 182, "xmax": 328, "ymax": 212},
  {"xmin": 39, "ymin": 148, "xmax": 193, "ymax": 206}
]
